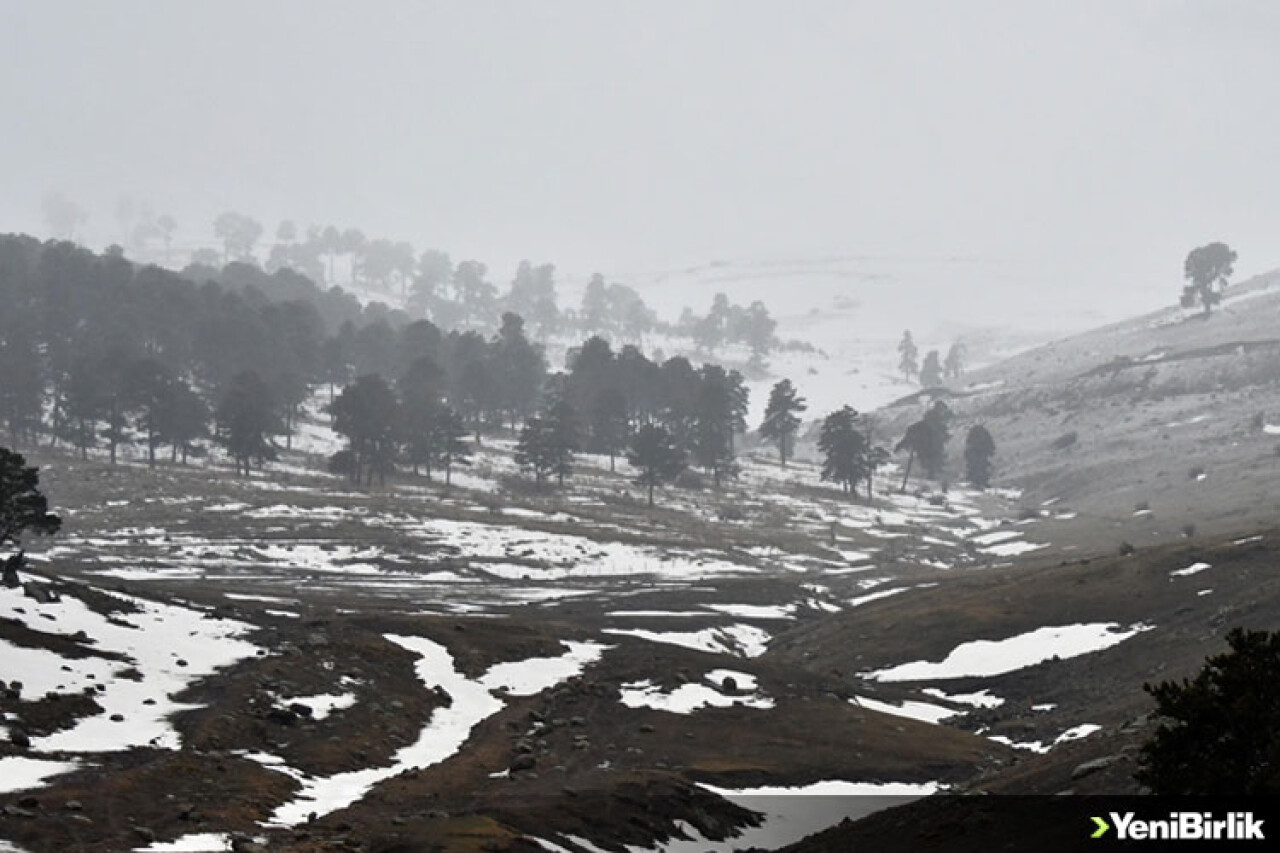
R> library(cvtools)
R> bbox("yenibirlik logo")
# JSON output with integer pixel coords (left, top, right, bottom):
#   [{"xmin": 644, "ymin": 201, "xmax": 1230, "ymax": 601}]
[{"xmin": 1091, "ymin": 812, "xmax": 1265, "ymax": 841}]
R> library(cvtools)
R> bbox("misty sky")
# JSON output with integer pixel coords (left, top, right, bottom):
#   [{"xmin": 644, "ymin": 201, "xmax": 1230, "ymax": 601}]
[{"xmin": 3, "ymin": 1, "xmax": 1279, "ymax": 322}]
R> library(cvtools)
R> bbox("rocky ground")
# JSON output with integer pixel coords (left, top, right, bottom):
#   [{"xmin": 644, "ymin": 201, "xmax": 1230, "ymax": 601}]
[{"xmin": 6, "ymin": 280, "xmax": 1280, "ymax": 851}]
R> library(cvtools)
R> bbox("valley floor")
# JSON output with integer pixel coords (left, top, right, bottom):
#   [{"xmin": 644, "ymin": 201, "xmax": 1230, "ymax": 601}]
[{"xmin": 2, "ymin": 424, "xmax": 1275, "ymax": 852}]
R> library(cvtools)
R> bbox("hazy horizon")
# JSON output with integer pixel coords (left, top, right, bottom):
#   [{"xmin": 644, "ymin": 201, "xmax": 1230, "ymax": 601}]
[{"xmin": 3, "ymin": 1, "xmax": 1279, "ymax": 330}]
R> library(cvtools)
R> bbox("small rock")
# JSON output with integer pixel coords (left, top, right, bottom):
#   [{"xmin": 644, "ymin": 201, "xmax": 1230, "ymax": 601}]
[
  {"xmin": 64, "ymin": 800, "xmax": 84, "ymax": 812},
  {"xmin": 110, "ymin": 714, "xmax": 125, "ymax": 722},
  {"xmin": 511, "ymin": 754, "xmax": 537, "ymax": 772},
  {"xmin": 638, "ymin": 723, "xmax": 655, "ymax": 734},
  {"xmin": 10, "ymin": 729, "xmax": 31, "ymax": 749}
]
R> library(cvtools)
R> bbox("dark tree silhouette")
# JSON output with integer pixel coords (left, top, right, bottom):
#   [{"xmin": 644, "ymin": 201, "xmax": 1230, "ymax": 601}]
[
  {"xmin": 964, "ymin": 424, "xmax": 996, "ymax": 488},
  {"xmin": 516, "ymin": 399, "xmax": 578, "ymax": 487},
  {"xmin": 589, "ymin": 387, "xmax": 630, "ymax": 473},
  {"xmin": 895, "ymin": 400, "xmax": 952, "ymax": 488},
  {"xmin": 944, "ymin": 340, "xmax": 966, "ymax": 380},
  {"xmin": 692, "ymin": 364, "xmax": 740, "ymax": 487},
  {"xmin": 330, "ymin": 374, "xmax": 400, "ymax": 487},
  {"xmin": 919, "ymin": 349, "xmax": 944, "ymax": 388},
  {"xmin": 760, "ymin": 379, "xmax": 807, "ymax": 467},
  {"xmin": 1181, "ymin": 242, "xmax": 1236, "ymax": 317},
  {"xmin": 818, "ymin": 405, "xmax": 879, "ymax": 498},
  {"xmin": 0, "ymin": 447, "xmax": 61, "ymax": 586},
  {"xmin": 898, "ymin": 331, "xmax": 919, "ymax": 382},
  {"xmin": 1138, "ymin": 628, "xmax": 1280, "ymax": 795},
  {"xmin": 216, "ymin": 371, "xmax": 279, "ymax": 477},
  {"xmin": 627, "ymin": 423, "xmax": 686, "ymax": 507}
]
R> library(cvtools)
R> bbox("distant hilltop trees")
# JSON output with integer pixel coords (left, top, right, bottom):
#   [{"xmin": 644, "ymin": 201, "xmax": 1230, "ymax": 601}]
[
  {"xmin": 0, "ymin": 233, "xmax": 998, "ymax": 501},
  {"xmin": 898, "ymin": 331, "xmax": 966, "ymax": 389},
  {"xmin": 34, "ymin": 195, "xmax": 792, "ymax": 365},
  {"xmin": 1181, "ymin": 242, "xmax": 1237, "ymax": 318}
]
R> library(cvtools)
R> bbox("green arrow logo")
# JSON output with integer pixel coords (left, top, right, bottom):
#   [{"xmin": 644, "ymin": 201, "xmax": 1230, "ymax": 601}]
[{"xmin": 1091, "ymin": 816, "xmax": 1111, "ymax": 839}]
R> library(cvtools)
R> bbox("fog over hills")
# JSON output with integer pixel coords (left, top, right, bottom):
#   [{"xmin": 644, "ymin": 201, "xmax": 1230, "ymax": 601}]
[{"xmin": 4, "ymin": 2, "xmax": 1280, "ymax": 851}]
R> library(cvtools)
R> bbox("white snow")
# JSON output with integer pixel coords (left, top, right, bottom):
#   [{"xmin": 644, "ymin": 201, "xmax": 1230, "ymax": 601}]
[
  {"xmin": 1055, "ymin": 723, "xmax": 1102, "ymax": 744},
  {"xmin": 707, "ymin": 603, "xmax": 796, "ymax": 620},
  {"xmin": 848, "ymin": 587, "xmax": 907, "ymax": 608},
  {"xmin": 133, "ymin": 834, "xmax": 236, "ymax": 852},
  {"xmin": 276, "ymin": 692, "xmax": 357, "ymax": 721},
  {"xmin": 480, "ymin": 642, "xmax": 608, "ymax": 695},
  {"xmin": 620, "ymin": 677, "xmax": 774, "ymax": 713},
  {"xmin": 921, "ymin": 688, "xmax": 1004, "ymax": 709},
  {"xmin": 1170, "ymin": 562, "xmax": 1211, "ymax": 577},
  {"xmin": 851, "ymin": 695, "xmax": 958, "ymax": 724},
  {"xmin": 602, "ymin": 625, "xmax": 770, "ymax": 658},
  {"xmin": 266, "ymin": 635, "xmax": 606, "ymax": 826},
  {"xmin": 0, "ymin": 757, "xmax": 80, "ymax": 794},
  {"xmin": 982, "ymin": 540, "xmax": 1048, "ymax": 557},
  {"xmin": 0, "ymin": 582, "xmax": 260, "ymax": 753},
  {"xmin": 862, "ymin": 622, "xmax": 1152, "ymax": 681}
]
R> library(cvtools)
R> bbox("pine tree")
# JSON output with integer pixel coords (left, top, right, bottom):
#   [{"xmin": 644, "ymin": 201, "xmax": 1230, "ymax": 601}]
[
  {"xmin": 818, "ymin": 406, "xmax": 869, "ymax": 496},
  {"xmin": 0, "ymin": 447, "xmax": 61, "ymax": 586},
  {"xmin": 895, "ymin": 401, "xmax": 953, "ymax": 488},
  {"xmin": 0, "ymin": 322, "xmax": 45, "ymax": 447},
  {"xmin": 692, "ymin": 365, "xmax": 740, "ymax": 487},
  {"xmin": 944, "ymin": 341, "xmax": 967, "ymax": 380},
  {"xmin": 516, "ymin": 400, "xmax": 578, "ymax": 486},
  {"xmin": 1138, "ymin": 628, "xmax": 1280, "ymax": 794},
  {"xmin": 433, "ymin": 405, "xmax": 472, "ymax": 486},
  {"xmin": 964, "ymin": 424, "xmax": 996, "ymax": 489},
  {"xmin": 330, "ymin": 374, "xmax": 400, "ymax": 487},
  {"xmin": 760, "ymin": 379, "xmax": 807, "ymax": 467},
  {"xmin": 627, "ymin": 423, "xmax": 686, "ymax": 507},
  {"xmin": 590, "ymin": 387, "xmax": 630, "ymax": 473},
  {"xmin": 898, "ymin": 331, "xmax": 919, "ymax": 382},
  {"xmin": 216, "ymin": 370, "xmax": 280, "ymax": 477},
  {"xmin": 919, "ymin": 350, "xmax": 944, "ymax": 388}
]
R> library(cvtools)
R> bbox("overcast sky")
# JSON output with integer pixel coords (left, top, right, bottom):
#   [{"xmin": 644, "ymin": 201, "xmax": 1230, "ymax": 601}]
[{"xmin": 2, "ymin": 1, "xmax": 1278, "ymax": 320}]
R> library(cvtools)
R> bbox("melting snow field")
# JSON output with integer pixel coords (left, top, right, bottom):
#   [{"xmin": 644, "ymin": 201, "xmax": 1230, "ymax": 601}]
[
  {"xmin": 0, "ymin": 581, "xmax": 259, "ymax": 753},
  {"xmin": 862, "ymin": 622, "xmax": 1153, "ymax": 681},
  {"xmin": 265, "ymin": 637, "xmax": 607, "ymax": 827},
  {"xmin": 0, "ymin": 756, "xmax": 81, "ymax": 795},
  {"xmin": 620, "ymin": 670, "xmax": 773, "ymax": 713},
  {"xmin": 602, "ymin": 625, "xmax": 771, "ymax": 658}
]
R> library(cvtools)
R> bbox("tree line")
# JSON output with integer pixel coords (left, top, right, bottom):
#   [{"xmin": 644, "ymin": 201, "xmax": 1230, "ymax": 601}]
[
  {"xmin": 67, "ymin": 200, "xmax": 789, "ymax": 358},
  {"xmin": 0, "ymin": 234, "xmax": 997, "ymax": 501}
]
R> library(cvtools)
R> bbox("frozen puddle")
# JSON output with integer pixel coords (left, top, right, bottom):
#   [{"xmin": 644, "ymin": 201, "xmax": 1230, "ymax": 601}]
[
  {"xmin": 266, "ymin": 636, "xmax": 607, "ymax": 826},
  {"xmin": 862, "ymin": 623, "xmax": 1152, "ymax": 681},
  {"xmin": 621, "ymin": 670, "xmax": 773, "ymax": 713}
]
